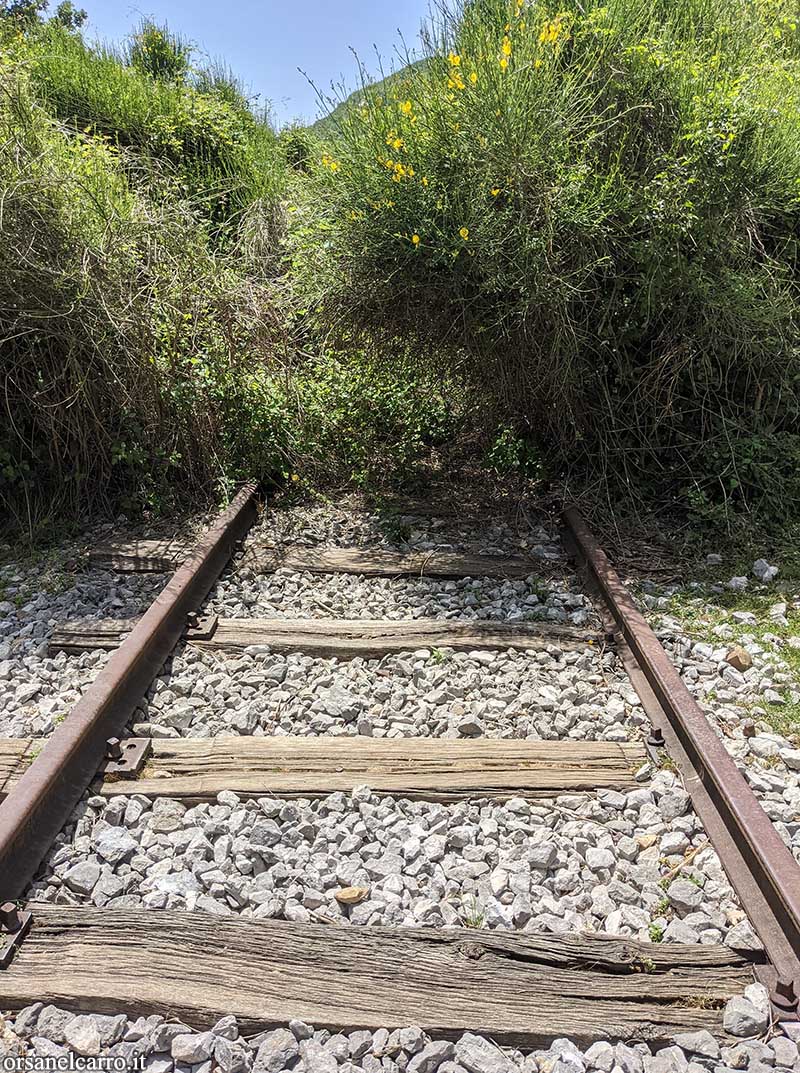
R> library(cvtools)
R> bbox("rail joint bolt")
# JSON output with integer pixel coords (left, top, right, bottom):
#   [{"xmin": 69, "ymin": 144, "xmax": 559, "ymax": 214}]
[
  {"xmin": 0, "ymin": 903, "xmax": 21, "ymax": 933},
  {"xmin": 105, "ymin": 737, "xmax": 123, "ymax": 760},
  {"xmin": 770, "ymin": 976, "xmax": 800, "ymax": 1016}
]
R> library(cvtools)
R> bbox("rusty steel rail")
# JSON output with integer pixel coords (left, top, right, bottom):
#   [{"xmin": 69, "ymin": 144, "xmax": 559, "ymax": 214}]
[
  {"xmin": 0, "ymin": 483, "xmax": 260, "ymax": 899},
  {"xmin": 562, "ymin": 506, "xmax": 800, "ymax": 1019}
]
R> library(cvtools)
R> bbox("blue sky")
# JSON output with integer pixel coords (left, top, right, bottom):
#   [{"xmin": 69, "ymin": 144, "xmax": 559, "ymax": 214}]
[{"xmin": 82, "ymin": 0, "xmax": 432, "ymax": 126}]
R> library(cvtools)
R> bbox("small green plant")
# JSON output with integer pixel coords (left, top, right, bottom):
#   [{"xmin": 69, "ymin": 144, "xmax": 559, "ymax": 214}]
[
  {"xmin": 486, "ymin": 427, "xmax": 541, "ymax": 479},
  {"xmin": 632, "ymin": 956, "xmax": 657, "ymax": 973},
  {"xmin": 127, "ymin": 21, "xmax": 191, "ymax": 83},
  {"xmin": 377, "ymin": 510, "xmax": 412, "ymax": 545},
  {"xmin": 648, "ymin": 922, "xmax": 664, "ymax": 943},
  {"xmin": 460, "ymin": 894, "xmax": 486, "ymax": 929}
]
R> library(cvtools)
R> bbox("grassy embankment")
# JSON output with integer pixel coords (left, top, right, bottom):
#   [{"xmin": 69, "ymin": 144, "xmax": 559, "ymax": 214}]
[{"xmin": 4, "ymin": 0, "xmax": 800, "ymax": 541}]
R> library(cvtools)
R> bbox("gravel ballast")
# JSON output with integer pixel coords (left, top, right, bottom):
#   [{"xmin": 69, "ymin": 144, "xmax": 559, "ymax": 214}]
[
  {"xmin": 0, "ymin": 566, "xmax": 163, "ymax": 739},
  {"xmin": 2, "ymin": 1006, "xmax": 796, "ymax": 1069},
  {"xmin": 29, "ymin": 777, "xmax": 757, "ymax": 949},
  {"xmin": 135, "ymin": 645, "xmax": 640, "ymax": 742},
  {"xmin": 4, "ymin": 504, "xmax": 800, "ymax": 1063}
]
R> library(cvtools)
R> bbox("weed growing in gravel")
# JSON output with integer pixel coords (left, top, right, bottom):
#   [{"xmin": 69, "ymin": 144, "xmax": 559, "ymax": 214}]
[
  {"xmin": 460, "ymin": 894, "xmax": 486, "ymax": 929},
  {"xmin": 659, "ymin": 754, "xmax": 677, "ymax": 775},
  {"xmin": 632, "ymin": 956, "xmax": 656, "ymax": 974},
  {"xmin": 648, "ymin": 922, "xmax": 664, "ymax": 943},
  {"xmin": 660, "ymin": 583, "xmax": 800, "ymax": 737}
]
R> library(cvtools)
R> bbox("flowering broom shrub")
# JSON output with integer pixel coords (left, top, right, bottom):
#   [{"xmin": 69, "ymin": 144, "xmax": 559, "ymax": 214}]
[{"xmin": 297, "ymin": 0, "xmax": 800, "ymax": 517}]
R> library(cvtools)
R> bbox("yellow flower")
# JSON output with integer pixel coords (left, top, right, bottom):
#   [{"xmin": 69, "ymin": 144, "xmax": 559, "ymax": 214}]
[
  {"xmin": 491, "ymin": 187, "xmax": 501, "ymax": 196},
  {"xmin": 448, "ymin": 52, "xmax": 461, "ymax": 66},
  {"xmin": 290, "ymin": 473, "xmax": 300, "ymax": 482},
  {"xmin": 448, "ymin": 72, "xmax": 465, "ymax": 90},
  {"xmin": 459, "ymin": 226, "xmax": 469, "ymax": 240},
  {"xmin": 392, "ymin": 137, "xmax": 404, "ymax": 151},
  {"xmin": 400, "ymin": 99, "xmax": 413, "ymax": 115},
  {"xmin": 499, "ymin": 56, "xmax": 509, "ymax": 69},
  {"xmin": 469, "ymin": 71, "xmax": 478, "ymax": 84},
  {"xmin": 502, "ymin": 36, "xmax": 512, "ymax": 56},
  {"xmin": 539, "ymin": 17, "xmax": 566, "ymax": 44},
  {"xmin": 421, "ymin": 176, "xmax": 429, "ymax": 186},
  {"xmin": 412, "ymin": 233, "xmax": 420, "ymax": 245}
]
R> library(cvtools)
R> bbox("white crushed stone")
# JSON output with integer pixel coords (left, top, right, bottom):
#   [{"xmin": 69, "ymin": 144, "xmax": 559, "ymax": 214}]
[
  {"xmin": 2, "ymin": 1007, "xmax": 795, "ymax": 1069},
  {"xmin": 245, "ymin": 499, "xmax": 563, "ymax": 559},
  {"xmin": 637, "ymin": 583, "xmax": 800, "ymax": 866},
  {"xmin": 0, "ymin": 566, "xmax": 163, "ymax": 738},
  {"xmin": 29, "ymin": 778, "xmax": 754, "ymax": 949},
  {"xmin": 134, "ymin": 646, "xmax": 641, "ymax": 742},
  {"xmin": 208, "ymin": 570, "xmax": 599, "ymax": 626}
]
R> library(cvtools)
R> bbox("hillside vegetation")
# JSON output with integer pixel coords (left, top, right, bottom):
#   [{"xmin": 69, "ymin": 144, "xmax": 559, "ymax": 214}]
[
  {"xmin": 0, "ymin": 6, "xmax": 457, "ymax": 533},
  {"xmin": 299, "ymin": 0, "xmax": 800, "ymax": 521},
  {"xmin": 3, "ymin": 0, "xmax": 800, "ymax": 536}
]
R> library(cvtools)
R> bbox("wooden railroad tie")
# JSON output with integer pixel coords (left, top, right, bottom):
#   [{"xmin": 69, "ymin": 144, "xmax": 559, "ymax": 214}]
[
  {"xmin": 90, "ymin": 540, "xmax": 545, "ymax": 579},
  {"xmin": 0, "ymin": 738, "xmax": 647, "ymax": 803},
  {"xmin": 49, "ymin": 617, "xmax": 600, "ymax": 658},
  {"xmin": 0, "ymin": 907, "xmax": 753, "ymax": 1045}
]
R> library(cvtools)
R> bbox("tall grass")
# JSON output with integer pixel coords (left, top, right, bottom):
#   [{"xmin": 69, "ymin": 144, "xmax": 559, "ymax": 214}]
[
  {"xmin": 0, "ymin": 51, "xmax": 293, "ymax": 532},
  {"xmin": 16, "ymin": 21, "xmax": 284, "ymax": 237},
  {"xmin": 0, "ymin": 36, "xmax": 463, "ymax": 535},
  {"xmin": 298, "ymin": 0, "xmax": 800, "ymax": 519}
]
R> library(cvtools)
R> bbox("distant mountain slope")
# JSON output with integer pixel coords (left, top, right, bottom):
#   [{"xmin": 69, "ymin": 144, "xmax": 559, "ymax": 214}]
[{"xmin": 310, "ymin": 60, "xmax": 426, "ymax": 137}]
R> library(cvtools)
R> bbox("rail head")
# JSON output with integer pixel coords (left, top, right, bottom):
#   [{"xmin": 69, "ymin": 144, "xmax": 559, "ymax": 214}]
[
  {"xmin": 562, "ymin": 505, "xmax": 800, "ymax": 1018},
  {"xmin": 0, "ymin": 482, "xmax": 260, "ymax": 900}
]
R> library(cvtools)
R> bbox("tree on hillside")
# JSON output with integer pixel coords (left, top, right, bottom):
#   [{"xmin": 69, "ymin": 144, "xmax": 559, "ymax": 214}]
[
  {"xmin": 52, "ymin": 1, "xmax": 87, "ymax": 29},
  {"xmin": 0, "ymin": 0, "xmax": 86, "ymax": 29}
]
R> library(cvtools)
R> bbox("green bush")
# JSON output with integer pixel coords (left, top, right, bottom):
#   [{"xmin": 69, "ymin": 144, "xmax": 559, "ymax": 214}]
[
  {"xmin": 296, "ymin": 0, "xmax": 800, "ymax": 518},
  {"xmin": 127, "ymin": 20, "xmax": 191, "ymax": 83},
  {"xmin": 0, "ymin": 56, "xmax": 290, "ymax": 529},
  {"xmin": 291, "ymin": 350, "xmax": 465, "ymax": 487},
  {"xmin": 0, "ymin": 53, "xmax": 466, "ymax": 533},
  {"xmin": 13, "ymin": 22, "xmax": 284, "ymax": 236}
]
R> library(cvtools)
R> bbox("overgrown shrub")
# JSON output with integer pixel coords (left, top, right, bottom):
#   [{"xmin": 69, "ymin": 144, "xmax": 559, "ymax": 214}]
[
  {"xmin": 290, "ymin": 350, "xmax": 464, "ymax": 487},
  {"xmin": 14, "ymin": 21, "xmax": 284, "ymax": 236},
  {"xmin": 126, "ymin": 20, "xmax": 190, "ymax": 83},
  {"xmin": 297, "ymin": 0, "xmax": 800, "ymax": 518},
  {"xmin": 0, "ymin": 56, "xmax": 290, "ymax": 530},
  {"xmin": 0, "ymin": 53, "xmax": 464, "ymax": 534}
]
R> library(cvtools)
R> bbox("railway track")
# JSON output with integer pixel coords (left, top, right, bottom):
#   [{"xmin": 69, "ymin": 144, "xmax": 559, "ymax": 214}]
[{"xmin": 0, "ymin": 485, "xmax": 798, "ymax": 1068}]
